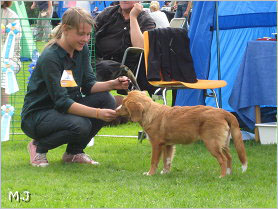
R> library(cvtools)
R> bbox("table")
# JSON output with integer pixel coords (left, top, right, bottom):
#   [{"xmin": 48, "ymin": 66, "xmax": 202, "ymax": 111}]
[{"xmin": 229, "ymin": 40, "xmax": 277, "ymax": 141}]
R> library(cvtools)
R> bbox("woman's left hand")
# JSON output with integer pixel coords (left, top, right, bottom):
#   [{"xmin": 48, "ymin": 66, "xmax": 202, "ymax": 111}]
[{"xmin": 113, "ymin": 76, "xmax": 130, "ymax": 90}]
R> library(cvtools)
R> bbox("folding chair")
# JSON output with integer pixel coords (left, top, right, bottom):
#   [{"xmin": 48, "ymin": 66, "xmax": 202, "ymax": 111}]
[
  {"xmin": 169, "ymin": 18, "xmax": 186, "ymax": 28},
  {"xmin": 143, "ymin": 30, "xmax": 227, "ymax": 108}
]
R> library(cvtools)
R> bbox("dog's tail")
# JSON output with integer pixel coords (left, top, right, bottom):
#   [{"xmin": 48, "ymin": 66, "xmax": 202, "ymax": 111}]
[{"xmin": 226, "ymin": 113, "xmax": 248, "ymax": 173}]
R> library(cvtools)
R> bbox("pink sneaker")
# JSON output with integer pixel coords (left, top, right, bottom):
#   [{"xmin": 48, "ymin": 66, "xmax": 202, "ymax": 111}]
[
  {"xmin": 62, "ymin": 152, "xmax": 99, "ymax": 165},
  {"xmin": 27, "ymin": 140, "xmax": 49, "ymax": 167}
]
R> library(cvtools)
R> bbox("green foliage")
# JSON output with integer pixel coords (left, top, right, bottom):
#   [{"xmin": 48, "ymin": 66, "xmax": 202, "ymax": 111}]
[{"xmin": 1, "ymin": 138, "xmax": 277, "ymax": 208}]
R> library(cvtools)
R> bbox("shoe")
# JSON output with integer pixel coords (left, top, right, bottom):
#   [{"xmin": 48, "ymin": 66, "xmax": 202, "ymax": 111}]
[
  {"xmin": 27, "ymin": 140, "xmax": 49, "ymax": 167},
  {"xmin": 27, "ymin": 140, "xmax": 37, "ymax": 163},
  {"xmin": 32, "ymin": 153, "xmax": 49, "ymax": 167},
  {"xmin": 62, "ymin": 152, "xmax": 99, "ymax": 165},
  {"xmin": 27, "ymin": 141, "xmax": 49, "ymax": 167}
]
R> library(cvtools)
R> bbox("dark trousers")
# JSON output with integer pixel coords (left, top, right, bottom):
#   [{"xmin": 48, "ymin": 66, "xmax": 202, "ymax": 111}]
[{"xmin": 21, "ymin": 92, "xmax": 116, "ymax": 154}]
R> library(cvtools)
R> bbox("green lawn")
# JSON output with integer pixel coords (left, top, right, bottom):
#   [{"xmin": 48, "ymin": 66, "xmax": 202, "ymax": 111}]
[{"xmin": 1, "ymin": 133, "xmax": 277, "ymax": 208}]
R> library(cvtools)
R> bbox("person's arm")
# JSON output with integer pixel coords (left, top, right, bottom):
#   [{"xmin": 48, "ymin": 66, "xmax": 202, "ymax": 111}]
[
  {"xmin": 31, "ymin": 2, "xmax": 36, "ymax": 10},
  {"xmin": 47, "ymin": 1, "xmax": 53, "ymax": 15},
  {"xmin": 67, "ymin": 102, "xmax": 118, "ymax": 122},
  {"xmin": 183, "ymin": 1, "xmax": 192, "ymax": 17},
  {"xmin": 90, "ymin": 77, "xmax": 129, "ymax": 93},
  {"xmin": 129, "ymin": 3, "xmax": 144, "ymax": 48},
  {"xmin": 172, "ymin": 1, "xmax": 177, "ymax": 10},
  {"xmin": 68, "ymin": 77, "xmax": 129, "ymax": 122}
]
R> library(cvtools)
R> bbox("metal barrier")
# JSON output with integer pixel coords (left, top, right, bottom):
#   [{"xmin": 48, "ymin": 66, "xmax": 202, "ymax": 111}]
[{"xmin": 1, "ymin": 17, "xmax": 96, "ymax": 140}]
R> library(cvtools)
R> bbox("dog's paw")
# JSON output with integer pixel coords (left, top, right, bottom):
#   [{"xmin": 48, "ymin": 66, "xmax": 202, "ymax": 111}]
[
  {"xmin": 242, "ymin": 163, "xmax": 248, "ymax": 173},
  {"xmin": 160, "ymin": 169, "xmax": 170, "ymax": 175},
  {"xmin": 226, "ymin": 168, "xmax": 232, "ymax": 175},
  {"xmin": 143, "ymin": 172, "xmax": 151, "ymax": 176}
]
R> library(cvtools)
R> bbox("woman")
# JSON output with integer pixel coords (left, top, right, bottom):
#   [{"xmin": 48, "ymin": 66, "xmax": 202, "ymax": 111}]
[
  {"xmin": 21, "ymin": 7, "xmax": 129, "ymax": 167},
  {"xmin": 149, "ymin": 1, "xmax": 170, "ymax": 28}
]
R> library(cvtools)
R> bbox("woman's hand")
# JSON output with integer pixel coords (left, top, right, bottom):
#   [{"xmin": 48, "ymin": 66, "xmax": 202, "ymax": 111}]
[
  {"xmin": 97, "ymin": 109, "xmax": 118, "ymax": 122},
  {"xmin": 91, "ymin": 76, "xmax": 130, "ymax": 93},
  {"xmin": 112, "ymin": 76, "xmax": 130, "ymax": 90}
]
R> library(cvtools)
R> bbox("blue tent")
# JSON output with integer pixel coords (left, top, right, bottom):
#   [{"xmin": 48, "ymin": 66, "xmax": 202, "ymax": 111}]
[{"xmin": 175, "ymin": 1, "xmax": 277, "ymax": 111}]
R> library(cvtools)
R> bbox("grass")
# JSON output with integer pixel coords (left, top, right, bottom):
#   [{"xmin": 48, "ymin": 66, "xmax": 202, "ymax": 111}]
[{"xmin": 1, "ymin": 132, "xmax": 277, "ymax": 208}]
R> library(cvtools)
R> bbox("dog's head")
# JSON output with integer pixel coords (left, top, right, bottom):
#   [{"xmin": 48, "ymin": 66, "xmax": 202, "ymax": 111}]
[{"xmin": 115, "ymin": 90, "xmax": 152, "ymax": 122}]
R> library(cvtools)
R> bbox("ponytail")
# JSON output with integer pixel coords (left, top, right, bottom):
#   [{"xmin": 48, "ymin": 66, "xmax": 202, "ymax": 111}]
[{"xmin": 43, "ymin": 24, "xmax": 62, "ymax": 49}]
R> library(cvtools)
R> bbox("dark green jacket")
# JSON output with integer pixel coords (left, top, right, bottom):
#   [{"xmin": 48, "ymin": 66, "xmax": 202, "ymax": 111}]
[{"xmin": 21, "ymin": 43, "xmax": 96, "ymax": 119}]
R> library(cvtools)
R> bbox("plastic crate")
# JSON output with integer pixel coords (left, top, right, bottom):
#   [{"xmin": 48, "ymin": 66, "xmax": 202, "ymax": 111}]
[{"xmin": 255, "ymin": 122, "xmax": 277, "ymax": 144}]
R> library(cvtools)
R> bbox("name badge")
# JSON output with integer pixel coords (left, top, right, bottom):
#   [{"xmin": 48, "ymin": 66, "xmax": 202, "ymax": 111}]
[{"xmin": 60, "ymin": 70, "xmax": 78, "ymax": 87}]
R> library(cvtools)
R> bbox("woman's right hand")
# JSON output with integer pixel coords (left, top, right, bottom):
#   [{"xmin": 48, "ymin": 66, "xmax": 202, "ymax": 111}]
[{"xmin": 97, "ymin": 109, "xmax": 118, "ymax": 122}]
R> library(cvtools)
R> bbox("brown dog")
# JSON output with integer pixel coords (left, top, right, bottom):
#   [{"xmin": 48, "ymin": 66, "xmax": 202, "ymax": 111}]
[{"xmin": 116, "ymin": 90, "xmax": 247, "ymax": 177}]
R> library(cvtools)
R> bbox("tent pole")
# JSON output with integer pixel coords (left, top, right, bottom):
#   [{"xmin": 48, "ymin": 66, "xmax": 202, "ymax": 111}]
[{"xmin": 215, "ymin": 1, "xmax": 222, "ymax": 108}]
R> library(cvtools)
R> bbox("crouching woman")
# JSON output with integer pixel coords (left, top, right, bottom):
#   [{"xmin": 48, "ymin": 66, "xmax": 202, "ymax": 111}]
[{"xmin": 21, "ymin": 7, "xmax": 129, "ymax": 167}]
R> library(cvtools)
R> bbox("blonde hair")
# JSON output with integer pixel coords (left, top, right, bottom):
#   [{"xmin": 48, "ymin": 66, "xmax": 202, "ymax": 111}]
[
  {"xmin": 150, "ymin": 1, "xmax": 160, "ymax": 12},
  {"xmin": 45, "ymin": 7, "xmax": 95, "ymax": 48}
]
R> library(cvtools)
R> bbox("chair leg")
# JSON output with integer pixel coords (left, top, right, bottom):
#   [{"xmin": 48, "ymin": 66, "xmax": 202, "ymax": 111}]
[
  {"xmin": 152, "ymin": 88, "xmax": 168, "ymax": 105},
  {"xmin": 162, "ymin": 88, "xmax": 167, "ymax": 105},
  {"xmin": 211, "ymin": 89, "xmax": 220, "ymax": 108},
  {"xmin": 134, "ymin": 53, "xmax": 143, "ymax": 79},
  {"xmin": 204, "ymin": 89, "xmax": 220, "ymax": 108},
  {"xmin": 138, "ymin": 130, "xmax": 147, "ymax": 143}
]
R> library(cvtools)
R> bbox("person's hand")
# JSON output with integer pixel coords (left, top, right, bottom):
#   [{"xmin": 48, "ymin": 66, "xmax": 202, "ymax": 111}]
[
  {"xmin": 130, "ymin": 3, "xmax": 143, "ymax": 19},
  {"xmin": 97, "ymin": 109, "xmax": 118, "ymax": 122},
  {"xmin": 113, "ymin": 76, "xmax": 130, "ymax": 90}
]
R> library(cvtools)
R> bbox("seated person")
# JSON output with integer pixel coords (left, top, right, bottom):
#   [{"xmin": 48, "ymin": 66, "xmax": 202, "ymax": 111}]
[
  {"xmin": 149, "ymin": 1, "xmax": 170, "ymax": 28},
  {"xmin": 94, "ymin": 1, "xmax": 159, "ymax": 95}
]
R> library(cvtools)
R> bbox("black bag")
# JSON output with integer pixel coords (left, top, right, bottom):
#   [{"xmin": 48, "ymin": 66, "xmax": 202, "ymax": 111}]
[{"xmin": 95, "ymin": 60, "xmax": 128, "ymax": 81}]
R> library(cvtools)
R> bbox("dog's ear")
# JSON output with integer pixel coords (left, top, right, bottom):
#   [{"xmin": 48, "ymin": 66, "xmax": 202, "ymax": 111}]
[{"xmin": 125, "ymin": 101, "xmax": 143, "ymax": 122}]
